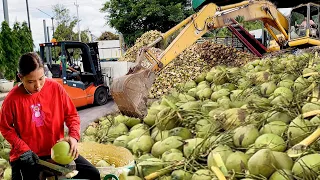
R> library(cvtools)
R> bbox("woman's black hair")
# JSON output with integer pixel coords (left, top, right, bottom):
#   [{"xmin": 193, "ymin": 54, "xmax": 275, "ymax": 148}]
[{"xmin": 18, "ymin": 52, "xmax": 44, "ymax": 76}]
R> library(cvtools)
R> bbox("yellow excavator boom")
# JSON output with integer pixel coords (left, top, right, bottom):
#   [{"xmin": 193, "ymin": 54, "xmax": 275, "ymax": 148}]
[
  {"xmin": 111, "ymin": 0, "xmax": 290, "ymax": 118},
  {"xmin": 146, "ymin": 0, "xmax": 289, "ymax": 71}
]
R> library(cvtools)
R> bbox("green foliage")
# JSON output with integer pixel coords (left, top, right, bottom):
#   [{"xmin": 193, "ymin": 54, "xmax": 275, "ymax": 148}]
[
  {"xmin": 98, "ymin": 31, "xmax": 119, "ymax": 40},
  {"xmin": 52, "ymin": 4, "xmax": 89, "ymax": 42},
  {"xmin": 13, "ymin": 22, "xmax": 33, "ymax": 54},
  {"xmin": 101, "ymin": 0, "xmax": 194, "ymax": 46},
  {"xmin": 0, "ymin": 21, "xmax": 20, "ymax": 80}
]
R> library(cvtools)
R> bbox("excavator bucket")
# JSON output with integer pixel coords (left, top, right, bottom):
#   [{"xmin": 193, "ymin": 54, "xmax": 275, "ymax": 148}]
[
  {"xmin": 111, "ymin": 67, "xmax": 155, "ymax": 119},
  {"xmin": 111, "ymin": 48, "xmax": 156, "ymax": 119}
]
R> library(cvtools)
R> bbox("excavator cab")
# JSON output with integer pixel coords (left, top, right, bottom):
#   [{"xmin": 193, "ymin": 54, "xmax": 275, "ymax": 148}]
[{"xmin": 288, "ymin": 3, "xmax": 320, "ymax": 47}]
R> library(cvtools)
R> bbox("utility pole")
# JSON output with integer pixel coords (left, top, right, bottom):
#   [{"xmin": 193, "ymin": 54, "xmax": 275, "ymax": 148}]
[
  {"xmin": 75, "ymin": 0, "xmax": 81, "ymax": 42},
  {"xmin": 3, "ymin": 0, "xmax": 9, "ymax": 24},
  {"xmin": 26, "ymin": 0, "xmax": 31, "ymax": 31}
]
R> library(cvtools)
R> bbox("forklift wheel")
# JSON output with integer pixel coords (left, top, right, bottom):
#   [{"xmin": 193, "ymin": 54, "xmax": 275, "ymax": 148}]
[{"xmin": 94, "ymin": 87, "xmax": 109, "ymax": 106}]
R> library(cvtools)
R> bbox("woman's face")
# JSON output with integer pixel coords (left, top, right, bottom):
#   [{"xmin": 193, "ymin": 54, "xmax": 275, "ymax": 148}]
[{"xmin": 19, "ymin": 68, "xmax": 46, "ymax": 94}]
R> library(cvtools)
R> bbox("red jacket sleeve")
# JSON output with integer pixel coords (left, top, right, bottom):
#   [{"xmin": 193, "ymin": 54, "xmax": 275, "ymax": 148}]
[
  {"xmin": 58, "ymin": 85, "xmax": 81, "ymax": 141},
  {"xmin": 0, "ymin": 101, "xmax": 30, "ymax": 156}
]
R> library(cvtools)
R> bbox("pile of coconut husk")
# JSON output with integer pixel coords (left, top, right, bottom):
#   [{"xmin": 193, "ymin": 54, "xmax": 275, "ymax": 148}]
[
  {"xmin": 196, "ymin": 41, "xmax": 256, "ymax": 67},
  {"xmin": 119, "ymin": 30, "xmax": 162, "ymax": 62}
]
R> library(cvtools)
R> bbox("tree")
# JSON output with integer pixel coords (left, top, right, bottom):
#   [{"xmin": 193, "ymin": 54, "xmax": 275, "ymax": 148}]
[
  {"xmin": 98, "ymin": 31, "xmax": 119, "ymax": 40},
  {"xmin": 101, "ymin": 0, "xmax": 194, "ymax": 46},
  {"xmin": 52, "ymin": 4, "xmax": 89, "ymax": 42},
  {"xmin": 0, "ymin": 21, "xmax": 20, "ymax": 80},
  {"xmin": 13, "ymin": 22, "xmax": 33, "ymax": 54}
]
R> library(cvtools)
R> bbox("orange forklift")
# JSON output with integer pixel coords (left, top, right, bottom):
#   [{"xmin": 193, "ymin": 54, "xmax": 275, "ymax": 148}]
[{"xmin": 39, "ymin": 41, "xmax": 109, "ymax": 107}]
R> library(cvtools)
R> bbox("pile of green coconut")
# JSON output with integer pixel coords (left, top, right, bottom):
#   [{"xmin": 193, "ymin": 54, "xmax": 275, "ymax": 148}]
[
  {"xmin": 83, "ymin": 48, "xmax": 320, "ymax": 180},
  {"xmin": 0, "ymin": 133, "xmax": 12, "ymax": 179}
]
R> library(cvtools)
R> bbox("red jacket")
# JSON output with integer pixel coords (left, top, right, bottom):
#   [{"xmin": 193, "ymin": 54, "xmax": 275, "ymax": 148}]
[{"xmin": 0, "ymin": 78, "xmax": 80, "ymax": 162}]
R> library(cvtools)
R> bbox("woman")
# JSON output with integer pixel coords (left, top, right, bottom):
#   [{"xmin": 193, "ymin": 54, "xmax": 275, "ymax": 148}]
[{"xmin": 0, "ymin": 52, "xmax": 100, "ymax": 180}]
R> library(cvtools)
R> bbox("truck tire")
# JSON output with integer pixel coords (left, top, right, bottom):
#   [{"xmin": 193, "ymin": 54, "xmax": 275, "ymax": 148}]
[{"xmin": 94, "ymin": 86, "xmax": 109, "ymax": 106}]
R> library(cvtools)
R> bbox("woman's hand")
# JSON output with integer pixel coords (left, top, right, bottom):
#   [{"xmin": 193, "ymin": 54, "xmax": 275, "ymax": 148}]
[{"xmin": 58, "ymin": 136, "xmax": 79, "ymax": 160}]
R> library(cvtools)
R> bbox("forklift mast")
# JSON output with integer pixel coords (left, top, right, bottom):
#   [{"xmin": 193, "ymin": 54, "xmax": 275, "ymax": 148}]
[{"xmin": 87, "ymin": 42, "xmax": 104, "ymax": 85}]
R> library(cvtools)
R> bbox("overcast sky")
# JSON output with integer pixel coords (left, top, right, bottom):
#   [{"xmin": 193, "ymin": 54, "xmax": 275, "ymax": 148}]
[
  {"xmin": 0, "ymin": 0, "xmax": 115, "ymax": 49},
  {"xmin": 0, "ymin": 1, "xmax": 292, "ymax": 51}
]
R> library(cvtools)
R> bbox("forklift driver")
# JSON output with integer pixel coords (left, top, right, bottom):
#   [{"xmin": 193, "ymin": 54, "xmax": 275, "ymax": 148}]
[{"xmin": 58, "ymin": 52, "xmax": 81, "ymax": 81}]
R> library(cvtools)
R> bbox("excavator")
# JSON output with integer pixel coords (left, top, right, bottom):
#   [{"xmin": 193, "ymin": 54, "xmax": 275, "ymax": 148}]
[{"xmin": 111, "ymin": 0, "xmax": 320, "ymax": 119}]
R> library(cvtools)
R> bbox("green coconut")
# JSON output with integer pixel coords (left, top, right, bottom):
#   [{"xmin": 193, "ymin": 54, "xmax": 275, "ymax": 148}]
[
  {"xmin": 269, "ymin": 169, "xmax": 293, "ymax": 180},
  {"xmin": 278, "ymin": 79, "xmax": 294, "ymax": 89},
  {"xmin": 195, "ymin": 73, "xmax": 207, "ymax": 83},
  {"xmin": 115, "ymin": 115, "xmax": 141, "ymax": 127},
  {"xmin": 272, "ymin": 151, "xmax": 294, "ymax": 170},
  {"xmin": 187, "ymin": 88, "xmax": 198, "ymax": 97},
  {"xmin": 85, "ymin": 126, "xmax": 97, "ymax": 136},
  {"xmin": 302, "ymin": 102, "xmax": 320, "ymax": 114},
  {"xmin": 129, "ymin": 128, "xmax": 150, "ymax": 140},
  {"xmin": 201, "ymin": 102, "xmax": 220, "ymax": 114},
  {"xmin": 222, "ymin": 108, "xmax": 247, "ymax": 130},
  {"xmin": 180, "ymin": 101, "xmax": 201, "ymax": 111},
  {"xmin": 183, "ymin": 138, "xmax": 204, "ymax": 158},
  {"xmin": 287, "ymin": 116, "xmax": 312, "ymax": 146},
  {"xmin": 226, "ymin": 151, "xmax": 250, "ymax": 173},
  {"xmin": 294, "ymin": 76, "xmax": 309, "ymax": 92},
  {"xmin": 169, "ymin": 127, "xmax": 192, "ymax": 140},
  {"xmin": 130, "ymin": 123, "xmax": 149, "ymax": 131},
  {"xmin": 184, "ymin": 80, "xmax": 197, "ymax": 91},
  {"xmin": 205, "ymin": 71, "xmax": 214, "ymax": 82},
  {"xmin": 151, "ymin": 136, "xmax": 184, "ymax": 158},
  {"xmin": 151, "ymin": 129, "xmax": 170, "ymax": 142},
  {"xmin": 178, "ymin": 93, "xmax": 196, "ymax": 102},
  {"xmin": 260, "ymin": 81, "xmax": 277, "ymax": 96},
  {"xmin": 132, "ymin": 135, "xmax": 155, "ymax": 155},
  {"xmin": 217, "ymin": 97, "xmax": 231, "ymax": 109},
  {"xmin": 51, "ymin": 141, "xmax": 74, "ymax": 165},
  {"xmin": 230, "ymin": 90, "xmax": 244, "ymax": 101},
  {"xmin": 161, "ymin": 149, "xmax": 185, "ymax": 162},
  {"xmin": 156, "ymin": 107, "xmax": 178, "ymax": 130},
  {"xmin": 171, "ymin": 169, "xmax": 192, "ymax": 180},
  {"xmin": 266, "ymin": 111, "xmax": 292, "ymax": 124},
  {"xmin": 211, "ymin": 89, "xmax": 230, "ymax": 101},
  {"xmin": 254, "ymin": 134, "xmax": 286, "ymax": 152},
  {"xmin": 260, "ymin": 121, "xmax": 287, "ymax": 136},
  {"xmin": 137, "ymin": 158, "xmax": 164, "ymax": 177},
  {"xmin": 195, "ymin": 119, "xmax": 220, "ymax": 138},
  {"xmin": 3, "ymin": 167, "xmax": 11, "ymax": 180},
  {"xmin": 199, "ymin": 88, "xmax": 213, "ymax": 100},
  {"xmin": 245, "ymin": 148, "xmax": 258, "ymax": 158},
  {"xmin": 233, "ymin": 125, "xmax": 260, "ymax": 148},
  {"xmin": 247, "ymin": 149, "xmax": 276, "ymax": 178},
  {"xmin": 207, "ymin": 145, "xmax": 233, "ymax": 168},
  {"xmin": 113, "ymin": 135, "xmax": 131, "ymax": 147},
  {"xmin": 107, "ymin": 123, "xmax": 129, "ymax": 141},
  {"xmin": 192, "ymin": 169, "xmax": 215, "ymax": 180},
  {"xmin": 273, "ymin": 87, "xmax": 293, "ymax": 102},
  {"xmin": 238, "ymin": 78, "xmax": 252, "ymax": 90},
  {"xmin": 310, "ymin": 116, "xmax": 320, "ymax": 126},
  {"xmin": 292, "ymin": 154, "xmax": 320, "ymax": 178}
]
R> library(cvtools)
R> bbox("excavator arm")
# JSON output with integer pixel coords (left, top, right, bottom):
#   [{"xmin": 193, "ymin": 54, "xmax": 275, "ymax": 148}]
[
  {"xmin": 145, "ymin": 0, "xmax": 289, "ymax": 71},
  {"xmin": 111, "ymin": 0, "xmax": 290, "ymax": 118}
]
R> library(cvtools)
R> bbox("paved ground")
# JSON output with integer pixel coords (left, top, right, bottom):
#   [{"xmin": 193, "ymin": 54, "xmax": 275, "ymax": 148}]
[{"xmin": 77, "ymin": 100, "xmax": 119, "ymax": 133}]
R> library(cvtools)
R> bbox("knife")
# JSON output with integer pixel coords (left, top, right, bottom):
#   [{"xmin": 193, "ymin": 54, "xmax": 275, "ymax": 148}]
[{"xmin": 38, "ymin": 159, "xmax": 79, "ymax": 178}]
